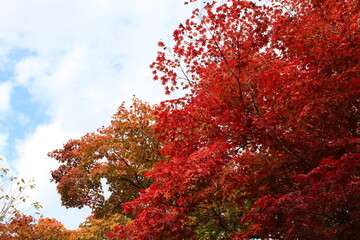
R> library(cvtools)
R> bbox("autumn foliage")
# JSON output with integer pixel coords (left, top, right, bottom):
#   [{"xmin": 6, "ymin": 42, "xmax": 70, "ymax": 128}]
[
  {"xmin": 49, "ymin": 98, "xmax": 160, "ymax": 219},
  {"xmin": 0, "ymin": 214, "xmax": 70, "ymax": 240},
  {"xmin": 69, "ymin": 213, "xmax": 129, "ymax": 240},
  {"xmin": 110, "ymin": 0, "xmax": 359, "ymax": 239},
  {"xmin": 49, "ymin": 0, "xmax": 359, "ymax": 239}
]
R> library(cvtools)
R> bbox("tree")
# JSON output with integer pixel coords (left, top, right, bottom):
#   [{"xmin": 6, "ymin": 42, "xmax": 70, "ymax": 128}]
[
  {"xmin": 108, "ymin": 0, "xmax": 359, "ymax": 239},
  {"xmin": 0, "ymin": 158, "xmax": 41, "ymax": 224},
  {"xmin": 49, "ymin": 98, "xmax": 161, "ymax": 219},
  {"xmin": 0, "ymin": 214, "xmax": 70, "ymax": 240},
  {"xmin": 70, "ymin": 213, "xmax": 129, "ymax": 240}
]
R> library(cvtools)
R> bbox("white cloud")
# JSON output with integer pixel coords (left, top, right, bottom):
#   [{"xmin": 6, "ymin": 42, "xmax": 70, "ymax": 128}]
[
  {"xmin": 0, "ymin": 82, "xmax": 12, "ymax": 115},
  {"xmin": 0, "ymin": 132, "xmax": 9, "ymax": 155},
  {"xmin": 0, "ymin": 0, "xmax": 194, "ymax": 230},
  {"xmin": 14, "ymin": 56, "xmax": 46, "ymax": 86}
]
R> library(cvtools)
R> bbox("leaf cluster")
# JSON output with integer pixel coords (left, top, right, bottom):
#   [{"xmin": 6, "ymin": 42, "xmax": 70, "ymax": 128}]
[{"xmin": 48, "ymin": 0, "xmax": 360, "ymax": 239}]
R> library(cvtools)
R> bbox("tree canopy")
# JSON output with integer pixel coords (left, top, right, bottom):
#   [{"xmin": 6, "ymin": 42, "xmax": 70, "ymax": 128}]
[
  {"xmin": 45, "ymin": 0, "xmax": 359, "ymax": 239},
  {"xmin": 49, "ymin": 98, "xmax": 160, "ymax": 219},
  {"xmin": 108, "ymin": 0, "xmax": 360, "ymax": 239}
]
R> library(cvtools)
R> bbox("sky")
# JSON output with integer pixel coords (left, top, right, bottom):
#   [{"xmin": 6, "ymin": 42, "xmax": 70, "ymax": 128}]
[{"xmin": 0, "ymin": 0, "xmax": 195, "ymax": 230}]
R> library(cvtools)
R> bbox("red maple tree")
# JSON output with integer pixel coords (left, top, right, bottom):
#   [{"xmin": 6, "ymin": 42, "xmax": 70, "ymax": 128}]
[{"xmin": 108, "ymin": 0, "xmax": 359, "ymax": 239}]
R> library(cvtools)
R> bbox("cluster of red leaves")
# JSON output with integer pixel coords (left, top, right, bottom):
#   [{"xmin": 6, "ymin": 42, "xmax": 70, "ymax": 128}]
[
  {"xmin": 241, "ymin": 153, "xmax": 360, "ymax": 239},
  {"xmin": 47, "ymin": 0, "xmax": 359, "ymax": 239},
  {"xmin": 107, "ymin": 0, "xmax": 359, "ymax": 239}
]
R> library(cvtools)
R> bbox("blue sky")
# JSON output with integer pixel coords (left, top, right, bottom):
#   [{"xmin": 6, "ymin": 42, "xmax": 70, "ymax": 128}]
[
  {"xmin": 1, "ymin": 48, "xmax": 48, "ymax": 161},
  {"xmin": 0, "ymin": 0, "xmax": 194, "ymax": 229}
]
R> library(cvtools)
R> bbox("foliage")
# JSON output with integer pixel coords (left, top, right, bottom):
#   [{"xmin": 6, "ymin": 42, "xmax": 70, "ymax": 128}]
[
  {"xmin": 108, "ymin": 0, "xmax": 360, "ymax": 239},
  {"xmin": 0, "ymin": 214, "xmax": 70, "ymax": 240},
  {"xmin": 49, "ymin": 98, "xmax": 161, "ymax": 218},
  {"xmin": 241, "ymin": 153, "xmax": 360, "ymax": 239},
  {"xmin": 70, "ymin": 213, "xmax": 129, "ymax": 240},
  {"xmin": 0, "ymin": 158, "xmax": 41, "ymax": 223}
]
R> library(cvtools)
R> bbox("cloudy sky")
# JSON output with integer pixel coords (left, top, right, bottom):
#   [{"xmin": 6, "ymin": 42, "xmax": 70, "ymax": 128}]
[{"xmin": 0, "ymin": 0, "xmax": 195, "ymax": 229}]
